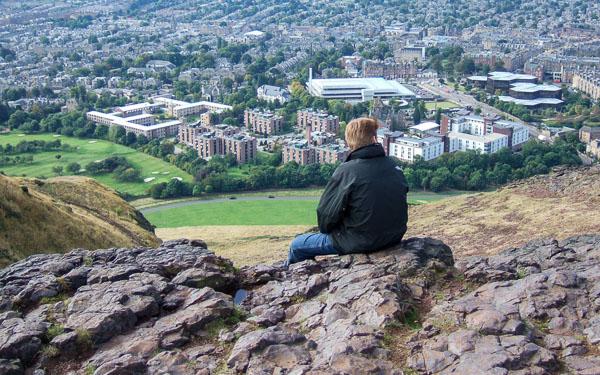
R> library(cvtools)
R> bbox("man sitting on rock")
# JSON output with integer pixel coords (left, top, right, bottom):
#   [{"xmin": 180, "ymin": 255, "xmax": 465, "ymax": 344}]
[{"xmin": 287, "ymin": 117, "xmax": 409, "ymax": 265}]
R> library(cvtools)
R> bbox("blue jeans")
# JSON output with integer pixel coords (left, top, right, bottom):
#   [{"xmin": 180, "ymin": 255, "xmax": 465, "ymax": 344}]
[{"xmin": 287, "ymin": 232, "xmax": 338, "ymax": 265}]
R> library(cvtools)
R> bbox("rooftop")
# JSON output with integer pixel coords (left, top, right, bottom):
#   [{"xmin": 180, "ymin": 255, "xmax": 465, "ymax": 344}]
[
  {"xmin": 498, "ymin": 96, "xmax": 564, "ymax": 106},
  {"xmin": 410, "ymin": 122, "xmax": 440, "ymax": 132},
  {"xmin": 449, "ymin": 131, "xmax": 507, "ymax": 142},
  {"xmin": 510, "ymin": 82, "xmax": 561, "ymax": 93},
  {"xmin": 308, "ymin": 77, "xmax": 415, "ymax": 96}
]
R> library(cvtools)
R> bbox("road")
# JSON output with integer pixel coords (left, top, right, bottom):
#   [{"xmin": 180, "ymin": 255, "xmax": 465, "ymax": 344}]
[{"xmin": 419, "ymin": 81, "xmax": 540, "ymax": 138}]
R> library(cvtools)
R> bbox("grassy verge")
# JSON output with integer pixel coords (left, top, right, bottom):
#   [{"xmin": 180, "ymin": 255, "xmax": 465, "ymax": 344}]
[{"xmin": 0, "ymin": 132, "xmax": 192, "ymax": 196}]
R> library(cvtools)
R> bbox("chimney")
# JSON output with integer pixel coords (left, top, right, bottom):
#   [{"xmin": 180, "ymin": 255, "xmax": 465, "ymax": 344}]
[{"xmin": 309, "ymin": 67, "xmax": 313, "ymax": 83}]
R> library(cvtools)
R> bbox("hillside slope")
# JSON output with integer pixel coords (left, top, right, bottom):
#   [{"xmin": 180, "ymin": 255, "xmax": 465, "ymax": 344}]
[
  {"xmin": 407, "ymin": 165, "xmax": 600, "ymax": 257},
  {"xmin": 0, "ymin": 175, "xmax": 160, "ymax": 267}
]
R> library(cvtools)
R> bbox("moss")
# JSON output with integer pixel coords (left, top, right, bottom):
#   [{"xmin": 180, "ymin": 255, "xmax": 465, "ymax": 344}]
[
  {"xmin": 401, "ymin": 307, "xmax": 422, "ymax": 331},
  {"xmin": 55, "ymin": 277, "xmax": 70, "ymax": 292},
  {"xmin": 84, "ymin": 364, "xmax": 96, "ymax": 375},
  {"xmin": 46, "ymin": 323, "xmax": 64, "ymax": 341},
  {"xmin": 83, "ymin": 256, "xmax": 93, "ymax": 267},
  {"xmin": 402, "ymin": 367, "xmax": 419, "ymax": 375},
  {"xmin": 289, "ymin": 295, "xmax": 307, "ymax": 304},
  {"xmin": 40, "ymin": 293, "xmax": 69, "ymax": 305},
  {"xmin": 42, "ymin": 345, "xmax": 60, "ymax": 358},
  {"xmin": 429, "ymin": 315, "xmax": 458, "ymax": 334},
  {"xmin": 76, "ymin": 328, "xmax": 93, "ymax": 351}
]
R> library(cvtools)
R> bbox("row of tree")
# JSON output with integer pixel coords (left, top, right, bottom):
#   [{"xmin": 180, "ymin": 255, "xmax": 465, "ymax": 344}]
[{"xmin": 399, "ymin": 137, "xmax": 581, "ymax": 192}]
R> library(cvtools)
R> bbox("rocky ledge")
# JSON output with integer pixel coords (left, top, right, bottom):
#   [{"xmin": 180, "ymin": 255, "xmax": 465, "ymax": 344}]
[{"xmin": 1, "ymin": 235, "xmax": 600, "ymax": 374}]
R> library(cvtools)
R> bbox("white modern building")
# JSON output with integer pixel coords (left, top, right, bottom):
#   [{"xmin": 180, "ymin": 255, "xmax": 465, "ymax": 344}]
[
  {"xmin": 86, "ymin": 111, "xmax": 181, "ymax": 139},
  {"xmin": 257, "ymin": 85, "xmax": 290, "ymax": 104},
  {"xmin": 306, "ymin": 69, "xmax": 415, "ymax": 102},
  {"xmin": 389, "ymin": 136, "xmax": 444, "ymax": 162},
  {"xmin": 153, "ymin": 97, "xmax": 232, "ymax": 118},
  {"xmin": 86, "ymin": 98, "xmax": 231, "ymax": 140},
  {"xmin": 448, "ymin": 132, "xmax": 508, "ymax": 154}
]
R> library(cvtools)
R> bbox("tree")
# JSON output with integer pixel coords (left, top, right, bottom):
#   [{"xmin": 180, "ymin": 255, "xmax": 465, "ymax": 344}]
[
  {"xmin": 66, "ymin": 162, "xmax": 81, "ymax": 174},
  {"xmin": 52, "ymin": 166, "xmax": 63, "ymax": 175}
]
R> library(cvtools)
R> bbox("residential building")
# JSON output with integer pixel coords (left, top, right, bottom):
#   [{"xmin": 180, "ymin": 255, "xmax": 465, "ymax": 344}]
[
  {"xmin": 362, "ymin": 59, "xmax": 418, "ymax": 80},
  {"xmin": 588, "ymin": 139, "xmax": 600, "ymax": 159},
  {"xmin": 448, "ymin": 132, "xmax": 509, "ymax": 154},
  {"xmin": 86, "ymin": 111, "xmax": 180, "ymax": 139},
  {"xmin": 257, "ymin": 85, "xmax": 290, "ymax": 104},
  {"xmin": 244, "ymin": 109, "xmax": 283, "ymax": 135},
  {"xmin": 282, "ymin": 141, "xmax": 349, "ymax": 165},
  {"xmin": 389, "ymin": 136, "xmax": 444, "ymax": 162},
  {"xmin": 572, "ymin": 71, "xmax": 600, "ymax": 101},
  {"xmin": 579, "ymin": 126, "xmax": 600, "ymax": 144},
  {"xmin": 154, "ymin": 97, "xmax": 232, "ymax": 118},
  {"xmin": 297, "ymin": 109, "xmax": 340, "ymax": 134},
  {"xmin": 178, "ymin": 123, "xmax": 255, "ymax": 164}
]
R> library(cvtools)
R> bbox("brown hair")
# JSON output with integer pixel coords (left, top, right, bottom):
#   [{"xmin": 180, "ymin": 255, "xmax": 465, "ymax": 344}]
[{"xmin": 345, "ymin": 117, "xmax": 379, "ymax": 150}]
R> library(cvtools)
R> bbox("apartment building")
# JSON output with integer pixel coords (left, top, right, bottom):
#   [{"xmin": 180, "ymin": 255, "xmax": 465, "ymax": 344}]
[
  {"xmin": 297, "ymin": 109, "xmax": 340, "ymax": 134},
  {"xmin": 389, "ymin": 136, "xmax": 444, "ymax": 162},
  {"xmin": 572, "ymin": 71, "xmax": 600, "ymax": 100},
  {"xmin": 178, "ymin": 123, "xmax": 256, "ymax": 164},
  {"xmin": 244, "ymin": 109, "xmax": 283, "ymax": 135},
  {"xmin": 362, "ymin": 59, "xmax": 418, "ymax": 80},
  {"xmin": 153, "ymin": 97, "xmax": 232, "ymax": 118},
  {"xmin": 579, "ymin": 126, "xmax": 600, "ymax": 144},
  {"xmin": 282, "ymin": 142, "xmax": 349, "ymax": 165},
  {"xmin": 283, "ymin": 143, "xmax": 314, "ymax": 165},
  {"xmin": 86, "ymin": 111, "xmax": 180, "ymax": 140},
  {"xmin": 448, "ymin": 132, "xmax": 508, "ymax": 154},
  {"xmin": 441, "ymin": 114, "xmax": 528, "ymax": 152}
]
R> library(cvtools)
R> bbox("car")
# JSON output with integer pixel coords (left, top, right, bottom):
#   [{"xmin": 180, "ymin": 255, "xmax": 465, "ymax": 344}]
[
  {"xmin": 229, "ymin": 196, "xmax": 237, "ymax": 200},
  {"xmin": 268, "ymin": 195, "xmax": 275, "ymax": 199}
]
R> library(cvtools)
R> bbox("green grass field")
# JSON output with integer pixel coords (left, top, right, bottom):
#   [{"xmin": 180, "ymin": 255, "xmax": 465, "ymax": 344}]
[
  {"xmin": 144, "ymin": 190, "xmax": 469, "ymax": 228},
  {"xmin": 0, "ymin": 132, "xmax": 193, "ymax": 196},
  {"xmin": 424, "ymin": 101, "xmax": 460, "ymax": 110},
  {"xmin": 145, "ymin": 199, "xmax": 319, "ymax": 227}
]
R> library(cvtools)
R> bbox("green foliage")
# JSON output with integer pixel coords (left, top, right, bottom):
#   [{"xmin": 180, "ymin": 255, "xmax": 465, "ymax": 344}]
[
  {"xmin": 46, "ymin": 324, "xmax": 65, "ymax": 341},
  {"xmin": 398, "ymin": 139, "xmax": 581, "ymax": 192},
  {"xmin": 42, "ymin": 345, "xmax": 60, "ymax": 358},
  {"xmin": 75, "ymin": 328, "xmax": 93, "ymax": 351},
  {"xmin": 40, "ymin": 293, "xmax": 69, "ymax": 305}
]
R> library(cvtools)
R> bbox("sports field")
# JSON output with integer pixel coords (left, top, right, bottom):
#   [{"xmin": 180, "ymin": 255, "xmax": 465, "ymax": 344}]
[{"xmin": 0, "ymin": 132, "xmax": 192, "ymax": 196}]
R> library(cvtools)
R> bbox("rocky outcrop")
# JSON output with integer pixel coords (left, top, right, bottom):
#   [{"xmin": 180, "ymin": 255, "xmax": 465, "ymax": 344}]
[{"xmin": 1, "ymin": 235, "xmax": 600, "ymax": 374}]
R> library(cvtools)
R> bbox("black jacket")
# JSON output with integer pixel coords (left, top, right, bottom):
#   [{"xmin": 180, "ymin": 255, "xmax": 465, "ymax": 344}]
[{"xmin": 317, "ymin": 143, "xmax": 409, "ymax": 254}]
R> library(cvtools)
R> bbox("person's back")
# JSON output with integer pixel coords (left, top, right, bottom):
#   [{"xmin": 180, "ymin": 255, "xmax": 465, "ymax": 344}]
[
  {"xmin": 287, "ymin": 117, "xmax": 408, "ymax": 264},
  {"xmin": 318, "ymin": 142, "xmax": 408, "ymax": 254}
]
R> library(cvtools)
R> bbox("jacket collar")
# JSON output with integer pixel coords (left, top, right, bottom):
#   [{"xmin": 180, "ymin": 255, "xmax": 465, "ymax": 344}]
[{"xmin": 345, "ymin": 143, "xmax": 386, "ymax": 162}]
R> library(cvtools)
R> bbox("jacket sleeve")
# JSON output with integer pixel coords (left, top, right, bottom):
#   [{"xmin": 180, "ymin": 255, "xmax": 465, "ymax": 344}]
[{"xmin": 317, "ymin": 170, "xmax": 351, "ymax": 234}]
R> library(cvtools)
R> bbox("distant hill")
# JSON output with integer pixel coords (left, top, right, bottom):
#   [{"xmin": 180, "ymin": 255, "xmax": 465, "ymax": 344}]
[
  {"xmin": 407, "ymin": 165, "xmax": 600, "ymax": 257},
  {"xmin": 0, "ymin": 175, "xmax": 160, "ymax": 267}
]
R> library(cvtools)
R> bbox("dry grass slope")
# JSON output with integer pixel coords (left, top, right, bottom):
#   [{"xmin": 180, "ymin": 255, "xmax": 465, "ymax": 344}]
[
  {"xmin": 407, "ymin": 166, "xmax": 600, "ymax": 257},
  {"xmin": 0, "ymin": 175, "xmax": 160, "ymax": 267}
]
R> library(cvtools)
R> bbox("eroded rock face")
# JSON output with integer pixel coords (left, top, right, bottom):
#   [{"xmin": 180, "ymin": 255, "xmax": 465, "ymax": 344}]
[
  {"xmin": 406, "ymin": 235, "xmax": 600, "ymax": 374},
  {"xmin": 1, "ymin": 235, "xmax": 600, "ymax": 374}
]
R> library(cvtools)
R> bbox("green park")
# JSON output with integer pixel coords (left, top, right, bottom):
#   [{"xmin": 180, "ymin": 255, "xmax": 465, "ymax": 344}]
[{"xmin": 0, "ymin": 131, "xmax": 193, "ymax": 196}]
